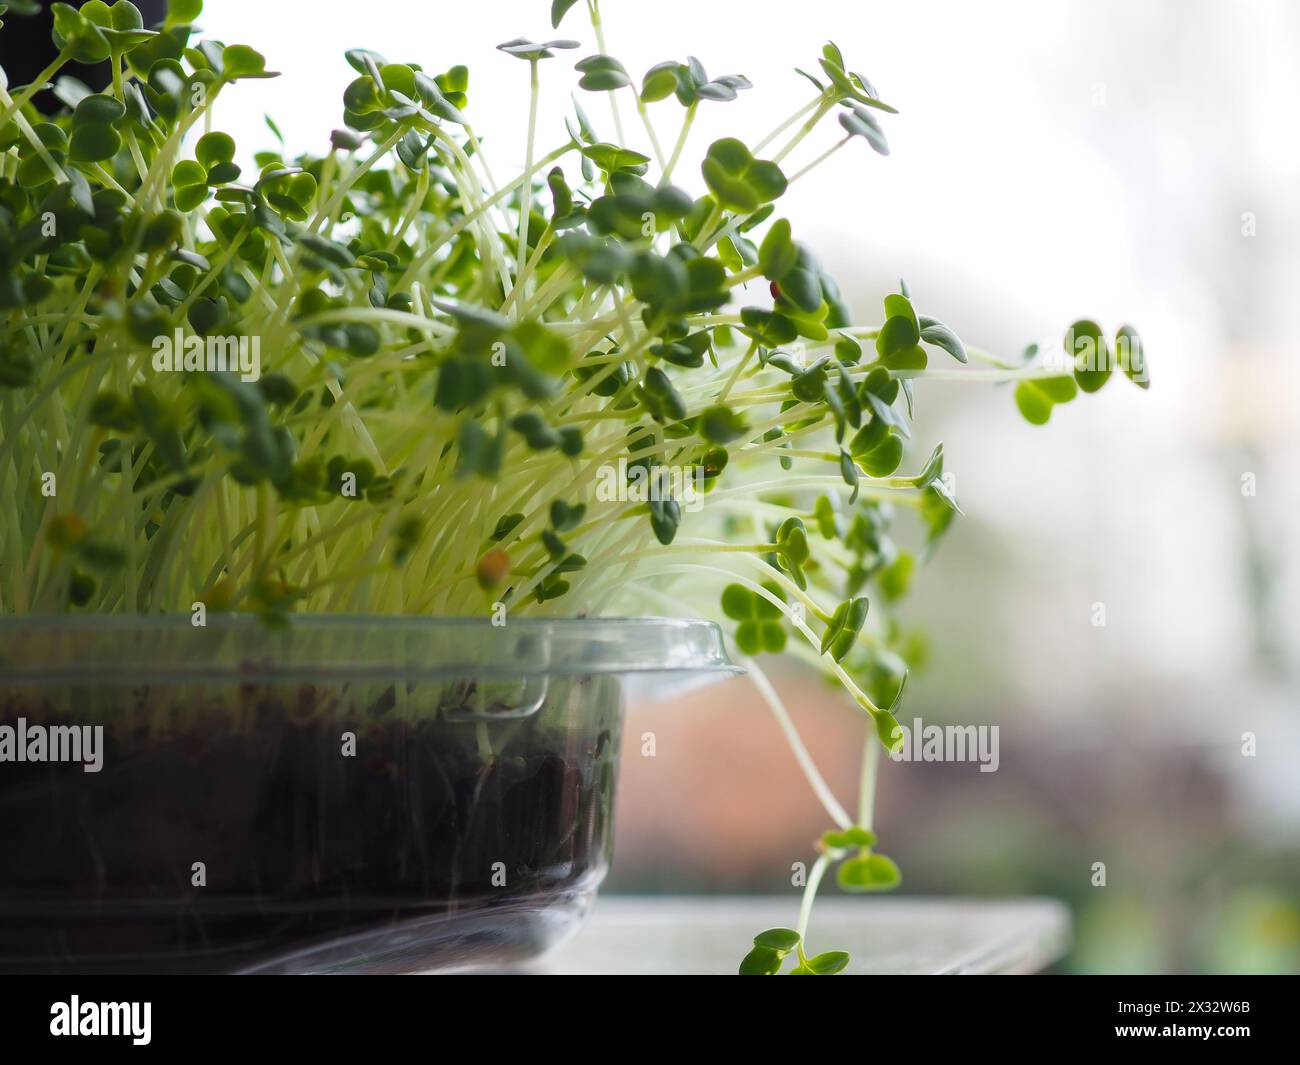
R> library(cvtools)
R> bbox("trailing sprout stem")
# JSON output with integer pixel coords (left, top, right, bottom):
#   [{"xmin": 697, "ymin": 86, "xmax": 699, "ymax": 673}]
[
  {"xmin": 755, "ymin": 92, "xmax": 830, "ymax": 154},
  {"xmin": 773, "ymin": 98, "xmax": 836, "ymax": 164},
  {"xmin": 787, "ymin": 134, "xmax": 852, "ymax": 184},
  {"xmin": 515, "ymin": 59, "xmax": 541, "ymax": 305},
  {"xmin": 858, "ymin": 726, "xmax": 880, "ymax": 829},
  {"xmin": 588, "ymin": 1, "xmax": 625, "ymax": 145},
  {"xmin": 795, "ymin": 853, "xmax": 832, "ymax": 949},
  {"xmin": 747, "ymin": 659, "xmax": 854, "ymax": 828},
  {"xmin": 634, "ymin": 94, "xmax": 667, "ymax": 170},
  {"xmin": 660, "ymin": 101, "xmax": 697, "ymax": 185}
]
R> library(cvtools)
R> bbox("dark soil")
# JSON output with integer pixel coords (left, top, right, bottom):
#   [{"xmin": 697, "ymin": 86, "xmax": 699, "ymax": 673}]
[{"xmin": 0, "ymin": 686, "xmax": 621, "ymax": 973}]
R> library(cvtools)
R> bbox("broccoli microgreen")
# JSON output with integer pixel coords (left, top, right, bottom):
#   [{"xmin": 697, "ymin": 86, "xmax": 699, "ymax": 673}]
[{"xmin": 0, "ymin": 0, "xmax": 1146, "ymax": 973}]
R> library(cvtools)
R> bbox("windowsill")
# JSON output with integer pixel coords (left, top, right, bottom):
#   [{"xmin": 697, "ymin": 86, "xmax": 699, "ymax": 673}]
[{"xmin": 540, "ymin": 896, "xmax": 1071, "ymax": 975}]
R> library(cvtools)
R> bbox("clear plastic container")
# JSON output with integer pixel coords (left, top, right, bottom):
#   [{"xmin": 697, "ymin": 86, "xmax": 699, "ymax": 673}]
[{"xmin": 0, "ymin": 616, "xmax": 737, "ymax": 974}]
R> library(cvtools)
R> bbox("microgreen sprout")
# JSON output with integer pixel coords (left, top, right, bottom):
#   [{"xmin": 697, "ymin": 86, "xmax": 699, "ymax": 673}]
[{"xmin": 0, "ymin": 0, "xmax": 1146, "ymax": 973}]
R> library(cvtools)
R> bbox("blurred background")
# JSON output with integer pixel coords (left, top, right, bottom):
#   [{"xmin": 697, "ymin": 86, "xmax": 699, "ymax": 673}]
[{"xmin": 128, "ymin": 0, "xmax": 1300, "ymax": 971}]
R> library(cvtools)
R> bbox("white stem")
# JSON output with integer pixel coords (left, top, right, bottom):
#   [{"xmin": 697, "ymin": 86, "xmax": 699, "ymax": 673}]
[
  {"xmin": 516, "ymin": 61, "xmax": 540, "ymax": 303},
  {"xmin": 857, "ymin": 726, "xmax": 879, "ymax": 828},
  {"xmin": 746, "ymin": 659, "xmax": 854, "ymax": 829},
  {"xmin": 795, "ymin": 853, "xmax": 831, "ymax": 944},
  {"xmin": 788, "ymin": 135, "xmax": 851, "ymax": 184},
  {"xmin": 590, "ymin": 2, "xmax": 626, "ymax": 145}
]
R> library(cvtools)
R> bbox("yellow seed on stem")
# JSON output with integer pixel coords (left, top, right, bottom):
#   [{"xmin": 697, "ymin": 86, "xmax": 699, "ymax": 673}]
[{"xmin": 476, "ymin": 548, "xmax": 511, "ymax": 591}]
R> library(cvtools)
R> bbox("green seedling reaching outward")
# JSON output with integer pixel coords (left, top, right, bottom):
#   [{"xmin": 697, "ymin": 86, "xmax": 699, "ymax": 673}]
[{"xmin": 0, "ymin": 0, "xmax": 1147, "ymax": 972}]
